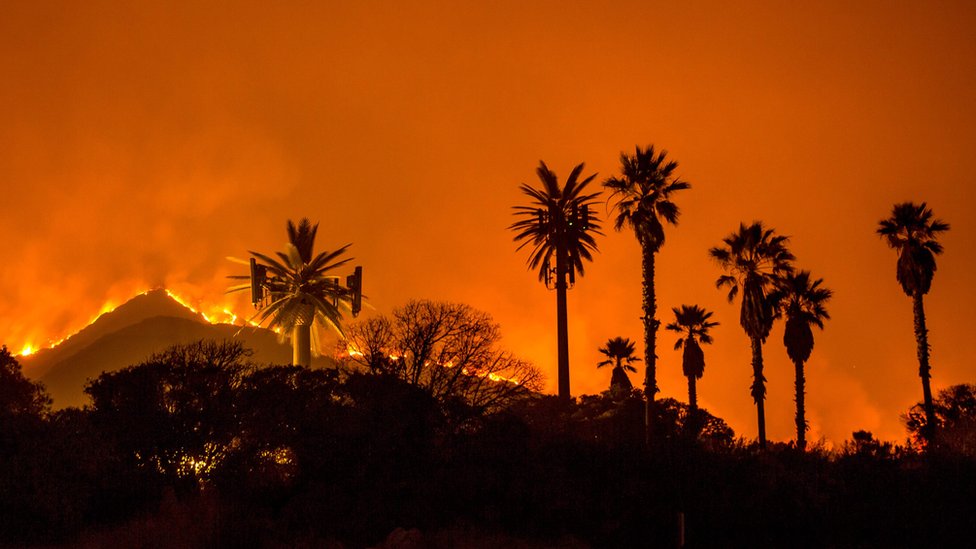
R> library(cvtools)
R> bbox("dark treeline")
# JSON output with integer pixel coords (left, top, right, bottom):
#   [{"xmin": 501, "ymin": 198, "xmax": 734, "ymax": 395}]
[{"xmin": 2, "ymin": 342, "xmax": 976, "ymax": 548}]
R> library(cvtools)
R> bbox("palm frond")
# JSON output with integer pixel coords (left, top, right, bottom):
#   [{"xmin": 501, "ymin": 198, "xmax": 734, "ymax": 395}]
[
  {"xmin": 230, "ymin": 220, "xmax": 357, "ymax": 341},
  {"xmin": 510, "ymin": 160, "xmax": 603, "ymax": 283},
  {"xmin": 602, "ymin": 145, "xmax": 689, "ymax": 248},
  {"xmin": 713, "ymin": 221, "xmax": 794, "ymax": 340},
  {"xmin": 878, "ymin": 202, "xmax": 949, "ymax": 297}
]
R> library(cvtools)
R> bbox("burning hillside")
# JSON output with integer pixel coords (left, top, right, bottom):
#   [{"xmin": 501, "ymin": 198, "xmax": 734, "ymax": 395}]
[
  {"xmin": 13, "ymin": 287, "xmax": 256, "ymax": 360},
  {"xmin": 16, "ymin": 288, "xmax": 333, "ymax": 408}
]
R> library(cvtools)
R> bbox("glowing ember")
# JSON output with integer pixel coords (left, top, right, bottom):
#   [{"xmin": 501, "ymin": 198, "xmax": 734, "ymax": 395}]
[
  {"xmin": 222, "ymin": 309, "xmax": 238, "ymax": 325},
  {"xmin": 486, "ymin": 372, "xmax": 519, "ymax": 385},
  {"xmin": 461, "ymin": 367, "xmax": 520, "ymax": 385}
]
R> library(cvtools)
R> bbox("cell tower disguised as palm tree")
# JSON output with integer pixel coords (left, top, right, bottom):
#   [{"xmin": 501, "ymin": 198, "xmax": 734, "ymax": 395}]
[
  {"xmin": 597, "ymin": 336, "xmax": 641, "ymax": 398},
  {"xmin": 710, "ymin": 222, "xmax": 794, "ymax": 449},
  {"xmin": 510, "ymin": 161, "xmax": 602, "ymax": 399},
  {"xmin": 229, "ymin": 218, "xmax": 363, "ymax": 367},
  {"xmin": 878, "ymin": 202, "xmax": 949, "ymax": 444},
  {"xmin": 604, "ymin": 144, "xmax": 690, "ymax": 444},
  {"xmin": 665, "ymin": 305, "xmax": 718, "ymax": 412},
  {"xmin": 779, "ymin": 271, "xmax": 831, "ymax": 451}
]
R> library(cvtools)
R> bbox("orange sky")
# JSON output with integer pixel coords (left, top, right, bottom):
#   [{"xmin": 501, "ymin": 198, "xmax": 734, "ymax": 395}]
[{"xmin": 2, "ymin": 1, "xmax": 974, "ymax": 445}]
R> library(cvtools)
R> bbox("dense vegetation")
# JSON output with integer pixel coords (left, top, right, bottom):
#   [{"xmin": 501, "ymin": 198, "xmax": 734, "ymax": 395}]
[
  {"xmin": 0, "ymin": 152, "xmax": 962, "ymax": 546},
  {"xmin": 2, "ymin": 342, "xmax": 975, "ymax": 548}
]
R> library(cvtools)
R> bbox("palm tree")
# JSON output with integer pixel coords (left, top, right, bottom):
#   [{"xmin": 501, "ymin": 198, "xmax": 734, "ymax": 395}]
[
  {"xmin": 604, "ymin": 145, "xmax": 690, "ymax": 444},
  {"xmin": 779, "ymin": 271, "xmax": 831, "ymax": 451},
  {"xmin": 597, "ymin": 336, "xmax": 641, "ymax": 398},
  {"xmin": 878, "ymin": 202, "xmax": 950, "ymax": 443},
  {"xmin": 710, "ymin": 222, "xmax": 794, "ymax": 449},
  {"xmin": 229, "ymin": 218, "xmax": 354, "ymax": 367},
  {"xmin": 511, "ymin": 161, "xmax": 602, "ymax": 399},
  {"xmin": 665, "ymin": 305, "xmax": 718, "ymax": 412}
]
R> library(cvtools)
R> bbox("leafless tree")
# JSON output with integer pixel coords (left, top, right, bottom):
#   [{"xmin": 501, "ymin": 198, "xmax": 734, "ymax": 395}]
[{"xmin": 341, "ymin": 300, "xmax": 543, "ymax": 412}]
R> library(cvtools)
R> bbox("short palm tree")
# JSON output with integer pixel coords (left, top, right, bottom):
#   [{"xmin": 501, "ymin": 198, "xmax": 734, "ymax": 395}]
[
  {"xmin": 878, "ymin": 202, "xmax": 949, "ymax": 443},
  {"xmin": 604, "ymin": 145, "xmax": 690, "ymax": 444},
  {"xmin": 665, "ymin": 305, "xmax": 718, "ymax": 412},
  {"xmin": 779, "ymin": 270, "xmax": 831, "ymax": 451},
  {"xmin": 710, "ymin": 222, "xmax": 794, "ymax": 449},
  {"xmin": 511, "ymin": 161, "xmax": 602, "ymax": 399},
  {"xmin": 597, "ymin": 336, "xmax": 641, "ymax": 397},
  {"xmin": 229, "ymin": 218, "xmax": 354, "ymax": 367}
]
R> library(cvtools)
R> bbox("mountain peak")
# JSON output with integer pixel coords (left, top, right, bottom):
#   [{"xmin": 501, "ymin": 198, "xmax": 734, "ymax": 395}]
[
  {"xmin": 67, "ymin": 288, "xmax": 208, "ymax": 346},
  {"xmin": 19, "ymin": 287, "xmax": 337, "ymax": 408},
  {"xmin": 21, "ymin": 289, "xmax": 207, "ymax": 377}
]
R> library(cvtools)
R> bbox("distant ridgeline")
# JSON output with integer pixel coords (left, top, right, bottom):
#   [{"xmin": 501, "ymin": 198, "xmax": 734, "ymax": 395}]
[{"xmin": 20, "ymin": 289, "xmax": 335, "ymax": 408}]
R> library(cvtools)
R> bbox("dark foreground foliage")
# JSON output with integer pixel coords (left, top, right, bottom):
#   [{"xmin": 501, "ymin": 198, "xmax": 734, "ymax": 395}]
[{"xmin": 2, "ymin": 342, "xmax": 976, "ymax": 548}]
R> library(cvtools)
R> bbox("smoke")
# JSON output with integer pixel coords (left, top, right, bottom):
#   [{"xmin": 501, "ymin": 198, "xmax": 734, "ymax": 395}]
[{"xmin": 3, "ymin": 2, "xmax": 975, "ymax": 447}]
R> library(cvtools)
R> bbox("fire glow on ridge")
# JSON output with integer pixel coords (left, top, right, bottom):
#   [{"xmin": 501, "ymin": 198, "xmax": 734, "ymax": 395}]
[{"xmin": 13, "ymin": 288, "xmax": 254, "ymax": 357}]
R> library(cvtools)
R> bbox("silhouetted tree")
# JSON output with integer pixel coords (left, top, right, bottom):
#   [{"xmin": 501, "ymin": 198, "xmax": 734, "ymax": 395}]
[
  {"xmin": 604, "ymin": 145, "xmax": 690, "ymax": 444},
  {"xmin": 343, "ymin": 300, "xmax": 543, "ymax": 414},
  {"xmin": 878, "ymin": 202, "xmax": 949, "ymax": 443},
  {"xmin": 85, "ymin": 340, "xmax": 251, "ymax": 488},
  {"xmin": 905, "ymin": 384, "xmax": 976, "ymax": 455},
  {"xmin": 653, "ymin": 397, "xmax": 735, "ymax": 446},
  {"xmin": 512, "ymin": 391, "xmax": 734, "ymax": 449},
  {"xmin": 510, "ymin": 162, "xmax": 602, "ymax": 399},
  {"xmin": 778, "ymin": 271, "xmax": 831, "ymax": 450},
  {"xmin": 839, "ymin": 430, "xmax": 901, "ymax": 463},
  {"xmin": 0, "ymin": 345, "xmax": 51, "ymax": 422},
  {"xmin": 710, "ymin": 222, "xmax": 794, "ymax": 449},
  {"xmin": 230, "ymin": 218, "xmax": 354, "ymax": 366},
  {"xmin": 342, "ymin": 316, "xmax": 394, "ymax": 372},
  {"xmin": 0, "ymin": 404, "xmax": 134, "ymax": 545},
  {"xmin": 597, "ymin": 337, "xmax": 640, "ymax": 399},
  {"xmin": 0, "ymin": 345, "xmax": 54, "ymax": 535},
  {"xmin": 233, "ymin": 365, "xmax": 341, "ymax": 488},
  {"xmin": 665, "ymin": 305, "xmax": 718, "ymax": 412}
]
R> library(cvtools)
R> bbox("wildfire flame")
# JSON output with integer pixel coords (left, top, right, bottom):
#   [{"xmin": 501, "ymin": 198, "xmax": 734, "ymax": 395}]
[
  {"xmin": 342, "ymin": 345, "xmax": 519, "ymax": 386},
  {"xmin": 463, "ymin": 367, "xmax": 521, "ymax": 386},
  {"xmin": 12, "ymin": 287, "xmax": 257, "ymax": 358},
  {"xmin": 346, "ymin": 345, "xmax": 364, "ymax": 358},
  {"xmin": 16, "ymin": 290, "xmax": 520, "ymax": 388}
]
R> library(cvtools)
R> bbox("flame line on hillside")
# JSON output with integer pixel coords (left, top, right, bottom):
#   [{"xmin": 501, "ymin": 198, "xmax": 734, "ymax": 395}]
[
  {"xmin": 15, "ymin": 288, "xmax": 254, "ymax": 357},
  {"xmin": 342, "ymin": 345, "xmax": 521, "ymax": 386}
]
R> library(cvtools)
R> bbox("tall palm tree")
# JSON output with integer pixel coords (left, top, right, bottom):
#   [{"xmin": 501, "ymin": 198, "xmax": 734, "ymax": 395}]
[
  {"xmin": 511, "ymin": 161, "xmax": 602, "ymax": 399},
  {"xmin": 778, "ymin": 270, "xmax": 832, "ymax": 451},
  {"xmin": 604, "ymin": 145, "xmax": 690, "ymax": 444},
  {"xmin": 597, "ymin": 336, "xmax": 641, "ymax": 397},
  {"xmin": 229, "ymin": 218, "xmax": 354, "ymax": 367},
  {"xmin": 710, "ymin": 222, "xmax": 794, "ymax": 449},
  {"xmin": 665, "ymin": 305, "xmax": 718, "ymax": 412},
  {"xmin": 878, "ymin": 202, "xmax": 950, "ymax": 443}
]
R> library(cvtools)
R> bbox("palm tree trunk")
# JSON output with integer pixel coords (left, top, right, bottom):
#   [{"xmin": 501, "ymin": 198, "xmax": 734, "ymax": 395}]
[
  {"xmin": 293, "ymin": 323, "xmax": 311, "ymax": 367},
  {"xmin": 913, "ymin": 291, "xmax": 937, "ymax": 442},
  {"xmin": 556, "ymin": 247, "xmax": 571, "ymax": 400},
  {"xmin": 750, "ymin": 336, "xmax": 767, "ymax": 450},
  {"xmin": 685, "ymin": 375, "xmax": 702, "ymax": 440},
  {"xmin": 641, "ymin": 244, "xmax": 658, "ymax": 447},
  {"xmin": 794, "ymin": 358, "xmax": 806, "ymax": 451},
  {"xmin": 687, "ymin": 375, "xmax": 700, "ymax": 439}
]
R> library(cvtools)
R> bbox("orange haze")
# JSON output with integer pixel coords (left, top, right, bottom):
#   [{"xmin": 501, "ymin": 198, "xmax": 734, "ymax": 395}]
[{"xmin": 2, "ymin": 1, "xmax": 975, "ymax": 445}]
